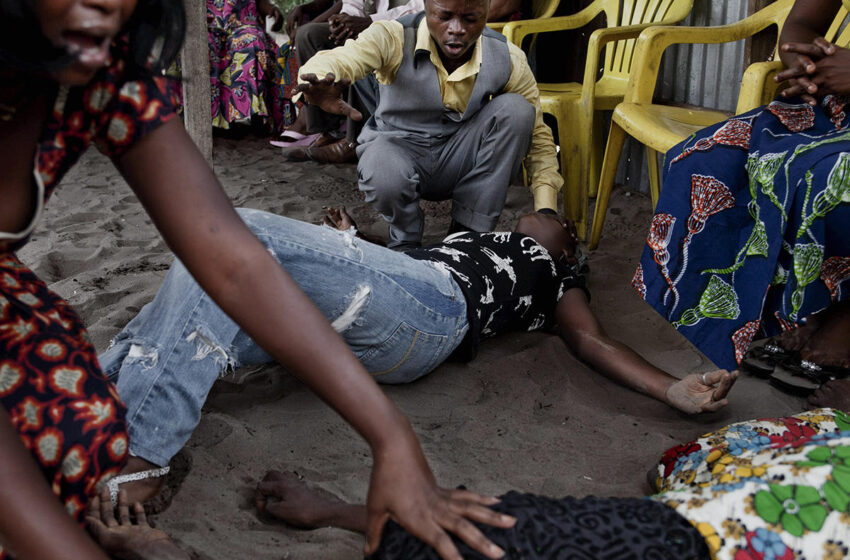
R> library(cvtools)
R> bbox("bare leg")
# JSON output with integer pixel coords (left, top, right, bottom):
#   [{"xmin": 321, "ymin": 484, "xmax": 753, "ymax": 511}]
[
  {"xmin": 254, "ymin": 470, "xmax": 368, "ymax": 533},
  {"xmin": 796, "ymin": 300, "xmax": 850, "ymax": 369},
  {"xmin": 808, "ymin": 380, "xmax": 850, "ymax": 411}
]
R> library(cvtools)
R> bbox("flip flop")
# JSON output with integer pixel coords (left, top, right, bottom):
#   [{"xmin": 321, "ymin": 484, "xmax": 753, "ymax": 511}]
[
  {"xmin": 741, "ymin": 339, "xmax": 795, "ymax": 377},
  {"xmin": 269, "ymin": 131, "xmax": 321, "ymax": 148},
  {"xmin": 768, "ymin": 356, "xmax": 850, "ymax": 397}
]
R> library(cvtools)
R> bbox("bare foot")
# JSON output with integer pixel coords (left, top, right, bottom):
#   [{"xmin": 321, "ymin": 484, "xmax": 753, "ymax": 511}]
[
  {"xmin": 116, "ymin": 451, "xmax": 192, "ymax": 513},
  {"xmin": 118, "ymin": 456, "xmax": 165, "ymax": 505},
  {"xmin": 808, "ymin": 379, "xmax": 850, "ymax": 412},
  {"xmin": 797, "ymin": 301, "xmax": 850, "ymax": 369},
  {"xmin": 254, "ymin": 470, "xmax": 367, "ymax": 533},
  {"xmin": 87, "ymin": 488, "xmax": 190, "ymax": 560},
  {"xmin": 774, "ymin": 310, "xmax": 826, "ymax": 352}
]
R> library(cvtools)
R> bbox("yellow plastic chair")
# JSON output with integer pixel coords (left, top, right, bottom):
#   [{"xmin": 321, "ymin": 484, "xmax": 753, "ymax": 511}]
[
  {"xmin": 488, "ymin": 0, "xmax": 560, "ymax": 35},
  {"xmin": 501, "ymin": 0, "xmax": 694, "ymax": 239},
  {"xmin": 589, "ymin": 0, "xmax": 807, "ymax": 249}
]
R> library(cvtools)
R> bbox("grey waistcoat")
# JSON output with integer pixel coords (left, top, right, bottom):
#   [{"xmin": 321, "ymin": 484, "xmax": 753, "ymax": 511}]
[{"xmin": 359, "ymin": 11, "xmax": 511, "ymax": 143}]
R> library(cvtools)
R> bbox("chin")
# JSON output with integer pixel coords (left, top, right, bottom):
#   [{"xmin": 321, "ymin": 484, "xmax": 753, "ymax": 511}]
[{"xmin": 50, "ymin": 65, "xmax": 100, "ymax": 86}]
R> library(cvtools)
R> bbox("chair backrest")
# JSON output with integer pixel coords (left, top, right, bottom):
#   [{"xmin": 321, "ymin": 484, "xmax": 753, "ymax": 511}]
[
  {"xmin": 600, "ymin": 0, "xmax": 694, "ymax": 81},
  {"xmin": 826, "ymin": 5, "xmax": 850, "ymax": 46}
]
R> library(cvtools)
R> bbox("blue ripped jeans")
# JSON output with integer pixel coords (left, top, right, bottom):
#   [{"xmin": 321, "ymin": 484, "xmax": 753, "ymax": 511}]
[{"xmin": 99, "ymin": 208, "xmax": 469, "ymax": 466}]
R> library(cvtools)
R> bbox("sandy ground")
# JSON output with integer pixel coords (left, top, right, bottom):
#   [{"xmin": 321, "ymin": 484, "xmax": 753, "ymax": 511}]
[{"xmin": 19, "ymin": 136, "xmax": 806, "ymax": 559}]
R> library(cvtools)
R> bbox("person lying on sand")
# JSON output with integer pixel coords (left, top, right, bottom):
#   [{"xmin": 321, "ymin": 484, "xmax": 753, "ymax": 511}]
[
  {"xmin": 250, "ymin": 408, "xmax": 850, "ymax": 559},
  {"xmin": 102, "ymin": 206, "xmax": 736, "ymax": 515}
]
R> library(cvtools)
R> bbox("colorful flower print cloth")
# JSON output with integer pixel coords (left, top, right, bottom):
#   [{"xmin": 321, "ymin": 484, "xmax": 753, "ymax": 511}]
[{"xmin": 653, "ymin": 408, "xmax": 850, "ymax": 560}]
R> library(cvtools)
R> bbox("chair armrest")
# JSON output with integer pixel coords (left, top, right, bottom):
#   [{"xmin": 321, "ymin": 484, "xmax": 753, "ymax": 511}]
[
  {"xmin": 623, "ymin": 0, "xmax": 793, "ymax": 104},
  {"xmin": 736, "ymin": 60, "xmax": 784, "ymax": 113},
  {"xmin": 502, "ymin": 1, "xmax": 605, "ymax": 47}
]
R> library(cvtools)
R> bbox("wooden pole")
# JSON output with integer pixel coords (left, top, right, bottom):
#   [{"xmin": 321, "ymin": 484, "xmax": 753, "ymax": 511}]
[{"xmin": 181, "ymin": 0, "xmax": 213, "ymax": 164}]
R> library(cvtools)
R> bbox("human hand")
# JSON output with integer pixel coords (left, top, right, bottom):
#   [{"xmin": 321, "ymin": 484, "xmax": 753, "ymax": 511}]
[
  {"xmin": 86, "ymin": 488, "xmax": 189, "ymax": 560},
  {"xmin": 365, "ymin": 431, "xmax": 516, "ymax": 559},
  {"xmin": 776, "ymin": 38, "xmax": 838, "ymax": 104},
  {"xmin": 286, "ymin": 5, "xmax": 305, "ymax": 41},
  {"xmin": 258, "ymin": 0, "xmax": 284, "ymax": 31},
  {"xmin": 664, "ymin": 369, "xmax": 737, "ymax": 414},
  {"xmin": 294, "ymin": 73, "xmax": 363, "ymax": 121},
  {"xmin": 781, "ymin": 45, "xmax": 850, "ymax": 102},
  {"xmin": 328, "ymin": 14, "xmax": 372, "ymax": 44},
  {"xmin": 323, "ymin": 205, "xmax": 358, "ymax": 231}
]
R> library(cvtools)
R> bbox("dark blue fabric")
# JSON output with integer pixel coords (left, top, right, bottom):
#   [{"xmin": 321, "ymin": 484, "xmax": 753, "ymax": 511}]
[{"xmin": 635, "ymin": 96, "xmax": 850, "ymax": 370}]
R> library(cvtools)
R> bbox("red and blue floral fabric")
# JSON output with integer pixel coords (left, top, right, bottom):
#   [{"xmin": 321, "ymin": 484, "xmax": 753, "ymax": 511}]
[
  {"xmin": 634, "ymin": 96, "xmax": 850, "ymax": 370},
  {"xmin": 653, "ymin": 409, "xmax": 850, "ymax": 560},
  {"xmin": 1, "ymin": 37, "xmax": 176, "ymax": 558}
]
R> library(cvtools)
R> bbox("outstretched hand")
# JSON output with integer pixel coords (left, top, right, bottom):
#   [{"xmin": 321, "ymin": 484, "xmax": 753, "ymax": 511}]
[
  {"xmin": 86, "ymin": 487, "xmax": 189, "ymax": 560},
  {"xmin": 665, "ymin": 369, "xmax": 737, "ymax": 414},
  {"xmin": 365, "ymin": 432, "xmax": 516, "ymax": 560},
  {"xmin": 294, "ymin": 73, "xmax": 363, "ymax": 121}
]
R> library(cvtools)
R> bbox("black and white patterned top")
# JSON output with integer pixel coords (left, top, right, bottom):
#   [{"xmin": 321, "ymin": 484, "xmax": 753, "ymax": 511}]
[{"xmin": 405, "ymin": 232, "xmax": 588, "ymax": 360}]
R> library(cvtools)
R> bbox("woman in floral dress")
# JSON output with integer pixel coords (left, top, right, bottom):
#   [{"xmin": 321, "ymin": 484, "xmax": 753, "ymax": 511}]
[
  {"xmin": 207, "ymin": 0, "xmax": 293, "ymax": 134},
  {"xmin": 633, "ymin": 0, "xmax": 850, "ymax": 380}
]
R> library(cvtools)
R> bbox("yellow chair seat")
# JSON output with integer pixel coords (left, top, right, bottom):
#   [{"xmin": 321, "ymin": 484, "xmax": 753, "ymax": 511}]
[{"xmin": 613, "ymin": 103, "xmax": 731, "ymax": 152}]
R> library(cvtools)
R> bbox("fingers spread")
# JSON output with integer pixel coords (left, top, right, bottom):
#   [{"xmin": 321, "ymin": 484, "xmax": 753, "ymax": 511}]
[{"xmin": 448, "ymin": 489, "xmax": 501, "ymax": 507}]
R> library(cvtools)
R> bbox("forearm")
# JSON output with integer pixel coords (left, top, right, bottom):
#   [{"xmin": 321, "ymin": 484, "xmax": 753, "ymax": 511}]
[
  {"xmin": 778, "ymin": 0, "xmax": 841, "ymax": 66},
  {"xmin": 504, "ymin": 43, "xmax": 562, "ymax": 211},
  {"xmin": 0, "ymin": 409, "xmax": 109, "ymax": 560},
  {"xmin": 562, "ymin": 330, "xmax": 676, "ymax": 403},
  {"xmin": 313, "ymin": 0, "xmax": 342, "ymax": 23},
  {"xmin": 303, "ymin": 0, "xmax": 336, "ymax": 17}
]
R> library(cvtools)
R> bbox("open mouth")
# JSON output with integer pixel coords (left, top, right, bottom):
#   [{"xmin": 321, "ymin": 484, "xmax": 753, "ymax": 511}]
[
  {"xmin": 444, "ymin": 42, "xmax": 465, "ymax": 56},
  {"xmin": 62, "ymin": 30, "xmax": 112, "ymax": 69}
]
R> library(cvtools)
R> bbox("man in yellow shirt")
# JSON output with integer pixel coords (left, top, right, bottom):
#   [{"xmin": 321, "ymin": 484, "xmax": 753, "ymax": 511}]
[{"xmin": 295, "ymin": 0, "xmax": 563, "ymax": 248}]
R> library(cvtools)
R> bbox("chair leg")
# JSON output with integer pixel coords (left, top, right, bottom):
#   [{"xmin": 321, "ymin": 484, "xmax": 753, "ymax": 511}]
[
  {"xmin": 589, "ymin": 120, "xmax": 627, "ymax": 250},
  {"xmin": 587, "ymin": 113, "xmax": 605, "ymax": 199},
  {"xmin": 555, "ymin": 101, "xmax": 588, "ymax": 239},
  {"xmin": 646, "ymin": 147, "xmax": 661, "ymax": 209}
]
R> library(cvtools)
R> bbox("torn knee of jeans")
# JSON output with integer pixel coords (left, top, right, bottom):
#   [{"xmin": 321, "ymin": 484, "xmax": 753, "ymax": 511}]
[
  {"xmin": 331, "ymin": 285, "xmax": 371, "ymax": 333},
  {"xmin": 123, "ymin": 341, "xmax": 160, "ymax": 370},
  {"xmin": 185, "ymin": 327, "xmax": 238, "ymax": 376}
]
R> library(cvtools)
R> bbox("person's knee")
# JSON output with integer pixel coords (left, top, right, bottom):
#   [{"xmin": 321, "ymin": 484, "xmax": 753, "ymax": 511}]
[
  {"xmin": 295, "ymin": 22, "xmax": 331, "ymax": 61},
  {"xmin": 491, "ymin": 93, "xmax": 535, "ymax": 135},
  {"xmin": 358, "ymin": 145, "xmax": 417, "ymax": 202}
]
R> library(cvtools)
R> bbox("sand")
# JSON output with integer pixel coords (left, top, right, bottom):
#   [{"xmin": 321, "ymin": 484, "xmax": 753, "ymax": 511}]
[{"xmin": 19, "ymin": 135, "xmax": 805, "ymax": 559}]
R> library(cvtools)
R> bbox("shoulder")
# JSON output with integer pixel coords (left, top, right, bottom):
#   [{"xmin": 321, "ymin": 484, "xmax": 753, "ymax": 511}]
[{"xmin": 505, "ymin": 41, "xmax": 530, "ymax": 69}]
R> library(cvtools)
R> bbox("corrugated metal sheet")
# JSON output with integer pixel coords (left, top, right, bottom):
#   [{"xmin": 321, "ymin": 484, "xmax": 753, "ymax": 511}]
[{"xmin": 613, "ymin": 0, "xmax": 750, "ymax": 193}]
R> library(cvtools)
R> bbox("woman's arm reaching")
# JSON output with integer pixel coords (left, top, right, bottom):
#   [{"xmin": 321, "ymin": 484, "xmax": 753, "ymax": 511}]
[{"xmin": 115, "ymin": 119, "xmax": 514, "ymax": 560}]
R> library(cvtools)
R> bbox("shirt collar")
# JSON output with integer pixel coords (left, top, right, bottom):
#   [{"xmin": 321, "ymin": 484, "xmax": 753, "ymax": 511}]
[{"xmin": 414, "ymin": 18, "xmax": 482, "ymax": 80}]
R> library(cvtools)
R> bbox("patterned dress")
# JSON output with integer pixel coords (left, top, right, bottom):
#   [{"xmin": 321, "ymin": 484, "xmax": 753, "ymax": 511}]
[
  {"xmin": 634, "ymin": 96, "xmax": 850, "ymax": 370},
  {"xmin": 653, "ymin": 408, "xmax": 850, "ymax": 560},
  {"xmin": 207, "ymin": 0, "xmax": 292, "ymax": 133},
  {"xmin": 0, "ymin": 37, "xmax": 177, "ymax": 559}
]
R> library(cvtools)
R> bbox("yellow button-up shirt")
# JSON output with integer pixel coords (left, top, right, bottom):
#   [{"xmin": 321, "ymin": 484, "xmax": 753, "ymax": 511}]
[{"xmin": 299, "ymin": 19, "xmax": 563, "ymax": 210}]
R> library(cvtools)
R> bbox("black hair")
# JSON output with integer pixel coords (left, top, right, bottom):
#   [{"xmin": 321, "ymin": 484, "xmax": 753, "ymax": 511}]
[{"xmin": 0, "ymin": 0, "xmax": 186, "ymax": 77}]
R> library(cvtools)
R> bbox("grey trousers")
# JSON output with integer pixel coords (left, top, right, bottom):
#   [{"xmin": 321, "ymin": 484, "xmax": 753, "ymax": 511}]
[
  {"xmin": 295, "ymin": 22, "xmax": 378, "ymax": 135},
  {"xmin": 356, "ymin": 93, "xmax": 535, "ymax": 247}
]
